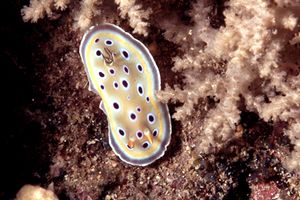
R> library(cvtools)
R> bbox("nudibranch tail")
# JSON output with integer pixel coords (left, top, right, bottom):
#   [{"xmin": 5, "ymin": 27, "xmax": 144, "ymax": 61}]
[{"xmin": 79, "ymin": 23, "xmax": 172, "ymax": 166}]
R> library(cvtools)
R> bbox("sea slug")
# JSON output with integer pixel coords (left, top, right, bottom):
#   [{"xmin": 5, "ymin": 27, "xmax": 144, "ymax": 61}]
[{"xmin": 79, "ymin": 24, "xmax": 172, "ymax": 166}]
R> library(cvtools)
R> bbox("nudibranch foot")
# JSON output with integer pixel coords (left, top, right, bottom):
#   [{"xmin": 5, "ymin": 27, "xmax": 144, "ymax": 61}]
[{"xmin": 79, "ymin": 23, "xmax": 172, "ymax": 166}]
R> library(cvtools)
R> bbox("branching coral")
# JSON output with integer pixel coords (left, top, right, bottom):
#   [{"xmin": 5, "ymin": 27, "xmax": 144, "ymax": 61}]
[
  {"xmin": 22, "ymin": 0, "xmax": 152, "ymax": 35},
  {"xmin": 114, "ymin": 0, "xmax": 152, "ymax": 36},
  {"xmin": 284, "ymin": 122, "xmax": 300, "ymax": 173},
  {"xmin": 74, "ymin": 0, "xmax": 103, "ymax": 30},
  {"xmin": 290, "ymin": 32, "xmax": 300, "ymax": 45},
  {"xmin": 21, "ymin": 0, "xmax": 70, "ymax": 22},
  {"xmin": 158, "ymin": 0, "xmax": 300, "ymax": 169}
]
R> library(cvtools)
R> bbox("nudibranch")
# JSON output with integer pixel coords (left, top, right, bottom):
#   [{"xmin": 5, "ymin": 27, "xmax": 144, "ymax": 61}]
[{"xmin": 79, "ymin": 24, "xmax": 171, "ymax": 166}]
